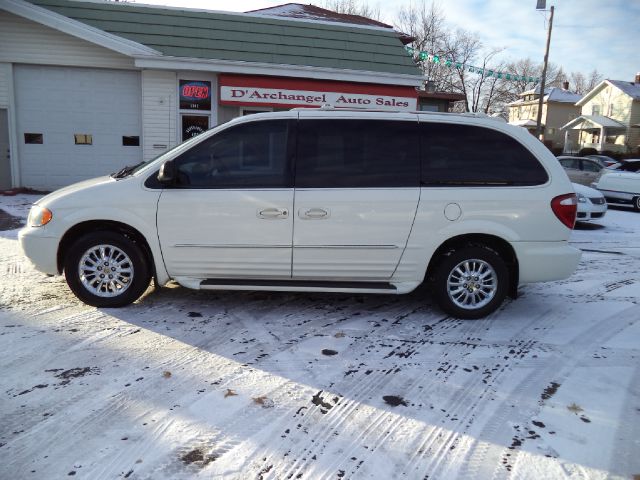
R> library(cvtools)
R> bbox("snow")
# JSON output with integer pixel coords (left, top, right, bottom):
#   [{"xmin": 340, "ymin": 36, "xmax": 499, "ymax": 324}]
[
  {"xmin": 515, "ymin": 87, "xmax": 582, "ymax": 104},
  {"xmin": 1, "ymin": 194, "xmax": 639, "ymax": 479},
  {"xmin": 246, "ymin": 3, "xmax": 393, "ymax": 31},
  {"xmin": 607, "ymin": 80, "xmax": 640, "ymax": 100},
  {"xmin": 546, "ymin": 88, "xmax": 582, "ymax": 103}
]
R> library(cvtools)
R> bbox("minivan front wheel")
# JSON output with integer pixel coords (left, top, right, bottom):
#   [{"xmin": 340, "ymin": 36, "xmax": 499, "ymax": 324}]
[
  {"xmin": 433, "ymin": 246, "xmax": 508, "ymax": 319},
  {"xmin": 64, "ymin": 231, "xmax": 150, "ymax": 307},
  {"xmin": 633, "ymin": 196, "xmax": 640, "ymax": 212}
]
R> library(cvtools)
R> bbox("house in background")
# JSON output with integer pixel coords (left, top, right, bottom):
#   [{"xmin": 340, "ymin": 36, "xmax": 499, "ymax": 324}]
[
  {"xmin": 561, "ymin": 75, "xmax": 640, "ymax": 155},
  {"xmin": 507, "ymin": 82, "xmax": 582, "ymax": 152}
]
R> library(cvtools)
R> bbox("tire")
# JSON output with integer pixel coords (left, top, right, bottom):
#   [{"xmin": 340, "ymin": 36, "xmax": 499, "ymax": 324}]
[
  {"xmin": 633, "ymin": 196, "xmax": 640, "ymax": 212},
  {"xmin": 432, "ymin": 246, "xmax": 509, "ymax": 320},
  {"xmin": 64, "ymin": 231, "xmax": 151, "ymax": 307}
]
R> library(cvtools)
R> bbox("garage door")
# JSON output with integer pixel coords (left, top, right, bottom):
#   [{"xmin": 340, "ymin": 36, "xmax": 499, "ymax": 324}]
[{"xmin": 15, "ymin": 65, "xmax": 141, "ymax": 190}]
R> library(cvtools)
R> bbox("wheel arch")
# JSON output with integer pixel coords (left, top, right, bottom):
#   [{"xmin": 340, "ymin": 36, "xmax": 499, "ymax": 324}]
[
  {"xmin": 57, "ymin": 220, "xmax": 156, "ymax": 281},
  {"xmin": 425, "ymin": 233, "xmax": 519, "ymax": 298}
]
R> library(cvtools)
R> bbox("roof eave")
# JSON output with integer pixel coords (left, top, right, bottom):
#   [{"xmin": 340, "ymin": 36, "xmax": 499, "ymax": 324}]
[
  {"xmin": 2, "ymin": 0, "xmax": 161, "ymax": 57},
  {"xmin": 134, "ymin": 55, "xmax": 424, "ymax": 87},
  {"xmin": 576, "ymin": 80, "xmax": 616, "ymax": 106}
]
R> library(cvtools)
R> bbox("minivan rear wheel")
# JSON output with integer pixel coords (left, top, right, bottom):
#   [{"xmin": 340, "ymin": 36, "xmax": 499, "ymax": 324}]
[
  {"xmin": 64, "ymin": 231, "xmax": 150, "ymax": 307},
  {"xmin": 633, "ymin": 196, "xmax": 640, "ymax": 212},
  {"xmin": 433, "ymin": 246, "xmax": 508, "ymax": 319}
]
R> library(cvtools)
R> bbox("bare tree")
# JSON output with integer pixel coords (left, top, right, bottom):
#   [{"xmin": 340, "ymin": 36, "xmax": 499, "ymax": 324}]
[
  {"xmin": 394, "ymin": 0, "xmax": 604, "ymax": 113},
  {"xmin": 318, "ymin": 0, "xmax": 382, "ymax": 21},
  {"xmin": 570, "ymin": 69, "xmax": 604, "ymax": 94},
  {"xmin": 395, "ymin": 2, "xmax": 451, "ymax": 90}
]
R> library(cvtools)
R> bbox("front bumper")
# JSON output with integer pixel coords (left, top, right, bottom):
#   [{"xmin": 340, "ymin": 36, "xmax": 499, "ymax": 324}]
[
  {"xmin": 576, "ymin": 202, "xmax": 607, "ymax": 221},
  {"xmin": 512, "ymin": 241, "xmax": 581, "ymax": 284},
  {"xmin": 19, "ymin": 226, "xmax": 59, "ymax": 275}
]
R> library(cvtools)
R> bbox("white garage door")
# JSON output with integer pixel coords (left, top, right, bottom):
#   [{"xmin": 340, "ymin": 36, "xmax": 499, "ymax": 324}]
[{"xmin": 15, "ymin": 65, "xmax": 142, "ymax": 190}]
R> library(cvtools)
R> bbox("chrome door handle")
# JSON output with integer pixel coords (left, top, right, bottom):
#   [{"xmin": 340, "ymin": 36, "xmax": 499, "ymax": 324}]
[
  {"xmin": 300, "ymin": 208, "xmax": 330, "ymax": 219},
  {"xmin": 258, "ymin": 208, "xmax": 288, "ymax": 219}
]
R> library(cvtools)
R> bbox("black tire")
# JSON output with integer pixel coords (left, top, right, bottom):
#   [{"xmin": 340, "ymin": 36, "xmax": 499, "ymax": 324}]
[
  {"xmin": 64, "ymin": 231, "xmax": 151, "ymax": 307},
  {"xmin": 633, "ymin": 196, "xmax": 640, "ymax": 212},
  {"xmin": 432, "ymin": 246, "xmax": 509, "ymax": 320}
]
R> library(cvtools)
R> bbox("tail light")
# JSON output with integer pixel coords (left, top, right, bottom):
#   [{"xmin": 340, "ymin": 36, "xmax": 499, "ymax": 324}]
[{"xmin": 551, "ymin": 193, "xmax": 578, "ymax": 229}]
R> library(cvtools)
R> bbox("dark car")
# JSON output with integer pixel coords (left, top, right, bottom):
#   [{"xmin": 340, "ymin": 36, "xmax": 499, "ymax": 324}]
[{"xmin": 607, "ymin": 159, "xmax": 640, "ymax": 172}]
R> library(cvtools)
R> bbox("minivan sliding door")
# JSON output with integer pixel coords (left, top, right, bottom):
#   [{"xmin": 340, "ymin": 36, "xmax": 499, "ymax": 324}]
[{"xmin": 292, "ymin": 117, "xmax": 420, "ymax": 281}]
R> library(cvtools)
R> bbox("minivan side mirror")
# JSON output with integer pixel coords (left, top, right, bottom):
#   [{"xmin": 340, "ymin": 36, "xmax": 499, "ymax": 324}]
[{"xmin": 157, "ymin": 159, "xmax": 176, "ymax": 185}]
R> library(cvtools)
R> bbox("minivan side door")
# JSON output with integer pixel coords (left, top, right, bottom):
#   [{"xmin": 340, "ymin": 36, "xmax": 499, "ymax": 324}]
[
  {"xmin": 156, "ymin": 118, "xmax": 295, "ymax": 279},
  {"xmin": 292, "ymin": 115, "xmax": 420, "ymax": 281}
]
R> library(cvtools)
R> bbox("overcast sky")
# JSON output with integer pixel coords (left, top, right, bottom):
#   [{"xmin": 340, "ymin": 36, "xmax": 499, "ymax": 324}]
[{"xmin": 133, "ymin": 0, "xmax": 638, "ymax": 83}]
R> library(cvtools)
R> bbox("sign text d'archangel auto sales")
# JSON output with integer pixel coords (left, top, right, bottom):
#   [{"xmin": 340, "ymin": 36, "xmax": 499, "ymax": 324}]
[{"xmin": 220, "ymin": 86, "xmax": 417, "ymax": 110}]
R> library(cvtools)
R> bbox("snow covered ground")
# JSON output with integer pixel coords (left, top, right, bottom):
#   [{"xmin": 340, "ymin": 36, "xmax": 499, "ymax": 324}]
[{"xmin": 1, "ymin": 194, "xmax": 639, "ymax": 480}]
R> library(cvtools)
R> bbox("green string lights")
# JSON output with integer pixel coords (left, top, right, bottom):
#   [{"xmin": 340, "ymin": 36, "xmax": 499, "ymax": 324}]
[{"xmin": 405, "ymin": 47, "xmax": 540, "ymax": 83}]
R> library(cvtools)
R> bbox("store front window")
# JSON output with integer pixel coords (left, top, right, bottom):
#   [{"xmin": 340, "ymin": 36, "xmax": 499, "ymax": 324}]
[{"xmin": 179, "ymin": 80, "xmax": 212, "ymax": 141}]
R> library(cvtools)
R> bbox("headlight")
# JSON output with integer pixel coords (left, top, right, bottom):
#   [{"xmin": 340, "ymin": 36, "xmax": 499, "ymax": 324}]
[
  {"xmin": 576, "ymin": 193, "xmax": 587, "ymax": 203},
  {"xmin": 27, "ymin": 205, "xmax": 53, "ymax": 227}
]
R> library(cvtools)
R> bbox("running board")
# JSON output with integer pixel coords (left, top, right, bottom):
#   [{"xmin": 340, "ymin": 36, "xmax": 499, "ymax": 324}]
[{"xmin": 198, "ymin": 278, "xmax": 397, "ymax": 293}]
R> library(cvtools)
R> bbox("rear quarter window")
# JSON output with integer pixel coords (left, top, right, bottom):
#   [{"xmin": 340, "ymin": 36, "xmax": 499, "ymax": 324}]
[{"xmin": 420, "ymin": 123, "xmax": 549, "ymax": 186}]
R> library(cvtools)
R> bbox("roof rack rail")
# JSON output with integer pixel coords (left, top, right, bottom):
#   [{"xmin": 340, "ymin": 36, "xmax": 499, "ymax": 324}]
[{"xmin": 289, "ymin": 105, "xmax": 501, "ymax": 119}]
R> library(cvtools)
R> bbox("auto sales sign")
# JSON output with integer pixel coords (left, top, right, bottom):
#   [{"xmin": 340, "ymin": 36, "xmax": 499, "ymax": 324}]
[{"xmin": 219, "ymin": 74, "xmax": 418, "ymax": 111}]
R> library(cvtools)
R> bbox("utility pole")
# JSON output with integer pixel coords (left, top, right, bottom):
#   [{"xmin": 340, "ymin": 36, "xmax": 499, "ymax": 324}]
[{"xmin": 535, "ymin": 4, "xmax": 554, "ymax": 139}]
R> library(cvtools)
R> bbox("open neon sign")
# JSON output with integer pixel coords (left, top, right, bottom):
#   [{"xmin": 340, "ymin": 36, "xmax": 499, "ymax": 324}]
[
  {"xmin": 181, "ymin": 84, "xmax": 209, "ymax": 99},
  {"xmin": 179, "ymin": 80, "xmax": 212, "ymax": 110}
]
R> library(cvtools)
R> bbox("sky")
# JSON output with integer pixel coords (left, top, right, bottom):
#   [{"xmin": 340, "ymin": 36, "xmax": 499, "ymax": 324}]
[{"xmin": 129, "ymin": 0, "xmax": 638, "ymax": 83}]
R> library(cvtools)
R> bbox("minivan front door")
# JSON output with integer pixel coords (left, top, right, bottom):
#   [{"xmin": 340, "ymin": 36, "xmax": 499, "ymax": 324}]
[
  {"xmin": 292, "ymin": 117, "xmax": 420, "ymax": 281},
  {"xmin": 156, "ymin": 118, "xmax": 294, "ymax": 279}
]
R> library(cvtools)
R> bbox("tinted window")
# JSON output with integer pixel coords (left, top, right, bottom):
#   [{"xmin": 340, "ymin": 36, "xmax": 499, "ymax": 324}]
[
  {"xmin": 295, "ymin": 119, "xmax": 419, "ymax": 188},
  {"xmin": 581, "ymin": 160, "xmax": 601, "ymax": 172},
  {"xmin": 618, "ymin": 161, "xmax": 640, "ymax": 172},
  {"xmin": 421, "ymin": 123, "xmax": 549, "ymax": 186},
  {"xmin": 172, "ymin": 120, "xmax": 291, "ymax": 188},
  {"xmin": 559, "ymin": 158, "xmax": 579, "ymax": 169}
]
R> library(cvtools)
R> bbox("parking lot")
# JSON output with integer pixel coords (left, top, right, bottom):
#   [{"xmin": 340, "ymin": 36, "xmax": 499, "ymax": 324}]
[{"xmin": 1, "ymin": 194, "xmax": 639, "ymax": 480}]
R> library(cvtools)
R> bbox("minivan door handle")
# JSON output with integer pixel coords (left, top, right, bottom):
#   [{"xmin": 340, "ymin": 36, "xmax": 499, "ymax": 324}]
[
  {"xmin": 258, "ymin": 208, "xmax": 289, "ymax": 219},
  {"xmin": 300, "ymin": 208, "xmax": 330, "ymax": 219}
]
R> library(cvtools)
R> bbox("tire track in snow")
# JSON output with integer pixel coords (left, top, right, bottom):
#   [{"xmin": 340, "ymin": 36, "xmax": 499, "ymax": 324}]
[
  {"xmin": 242, "ymin": 312, "xmax": 434, "ymax": 478},
  {"xmin": 255, "ymin": 315, "xmax": 493, "ymax": 479},
  {"xmin": 455, "ymin": 304, "xmax": 640, "ymax": 480}
]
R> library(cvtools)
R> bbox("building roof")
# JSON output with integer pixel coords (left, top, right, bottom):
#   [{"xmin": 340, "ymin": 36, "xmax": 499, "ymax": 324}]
[
  {"xmin": 27, "ymin": 0, "xmax": 420, "ymax": 76},
  {"xmin": 561, "ymin": 115, "xmax": 627, "ymax": 130},
  {"xmin": 247, "ymin": 3, "xmax": 414, "ymax": 45},
  {"xmin": 509, "ymin": 119, "xmax": 539, "ymax": 128},
  {"xmin": 247, "ymin": 3, "xmax": 391, "ymax": 28},
  {"xmin": 606, "ymin": 80, "xmax": 640, "ymax": 100},
  {"xmin": 417, "ymin": 91, "xmax": 466, "ymax": 101},
  {"xmin": 577, "ymin": 79, "xmax": 640, "ymax": 106},
  {"xmin": 511, "ymin": 86, "xmax": 582, "ymax": 105}
]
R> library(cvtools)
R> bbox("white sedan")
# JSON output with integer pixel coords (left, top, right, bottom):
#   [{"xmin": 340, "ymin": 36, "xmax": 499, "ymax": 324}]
[{"xmin": 573, "ymin": 182, "xmax": 607, "ymax": 221}]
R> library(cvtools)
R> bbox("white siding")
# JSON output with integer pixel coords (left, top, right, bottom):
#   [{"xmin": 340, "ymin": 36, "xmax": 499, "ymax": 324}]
[
  {"xmin": 0, "ymin": 10, "xmax": 135, "ymax": 70},
  {"xmin": 142, "ymin": 70, "xmax": 177, "ymax": 161},
  {"xmin": 0, "ymin": 63, "xmax": 10, "ymax": 107}
]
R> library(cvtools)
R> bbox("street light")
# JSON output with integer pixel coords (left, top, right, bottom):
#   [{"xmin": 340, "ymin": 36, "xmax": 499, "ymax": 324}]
[{"xmin": 535, "ymin": 1, "xmax": 554, "ymax": 140}]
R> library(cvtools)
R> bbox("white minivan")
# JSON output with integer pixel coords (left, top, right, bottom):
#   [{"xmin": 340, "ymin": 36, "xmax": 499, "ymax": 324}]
[{"xmin": 20, "ymin": 109, "xmax": 581, "ymax": 319}]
